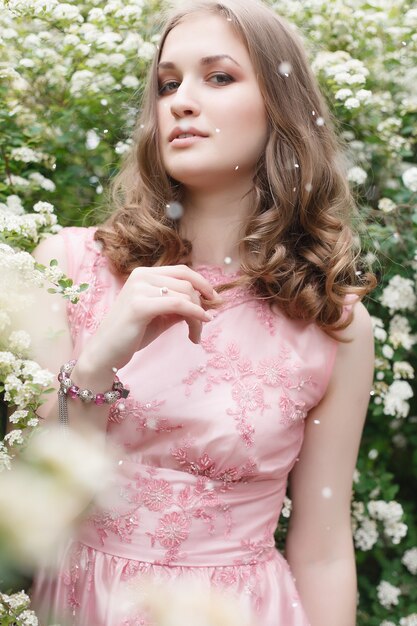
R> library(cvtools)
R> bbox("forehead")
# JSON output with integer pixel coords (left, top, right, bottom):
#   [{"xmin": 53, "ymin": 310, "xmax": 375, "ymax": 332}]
[{"xmin": 159, "ymin": 13, "xmax": 249, "ymax": 63}]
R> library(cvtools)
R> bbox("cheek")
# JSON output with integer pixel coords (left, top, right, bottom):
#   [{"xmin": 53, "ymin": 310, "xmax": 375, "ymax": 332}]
[{"xmin": 221, "ymin": 92, "xmax": 266, "ymax": 136}]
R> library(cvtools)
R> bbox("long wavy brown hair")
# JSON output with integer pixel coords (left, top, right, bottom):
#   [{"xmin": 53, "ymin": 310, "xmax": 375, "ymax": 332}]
[{"xmin": 95, "ymin": 0, "xmax": 376, "ymax": 333}]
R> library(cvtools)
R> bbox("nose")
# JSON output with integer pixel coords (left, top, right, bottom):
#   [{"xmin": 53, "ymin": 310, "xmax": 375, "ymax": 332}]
[{"xmin": 169, "ymin": 81, "xmax": 201, "ymax": 118}]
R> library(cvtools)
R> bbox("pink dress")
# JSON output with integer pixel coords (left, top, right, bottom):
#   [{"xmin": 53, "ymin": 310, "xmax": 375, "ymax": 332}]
[{"xmin": 32, "ymin": 226, "xmax": 339, "ymax": 626}]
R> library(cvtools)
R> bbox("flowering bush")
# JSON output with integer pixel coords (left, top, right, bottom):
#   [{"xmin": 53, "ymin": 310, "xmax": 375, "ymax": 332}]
[{"xmin": 0, "ymin": 0, "xmax": 416, "ymax": 624}]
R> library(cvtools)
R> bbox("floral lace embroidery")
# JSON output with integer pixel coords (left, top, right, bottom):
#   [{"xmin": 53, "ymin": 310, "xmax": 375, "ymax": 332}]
[
  {"xmin": 183, "ymin": 330, "xmax": 313, "ymax": 439},
  {"xmin": 237, "ymin": 521, "xmax": 276, "ymax": 566},
  {"xmin": 170, "ymin": 438, "xmax": 258, "ymax": 486},
  {"xmin": 88, "ymin": 508, "xmax": 140, "ymax": 546},
  {"xmin": 183, "ymin": 329, "xmax": 269, "ymax": 447},
  {"xmin": 121, "ymin": 559, "xmax": 152, "ymax": 582},
  {"xmin": 109, "ymin": 397, "xmax": 183, "ymax": 435},
  {"xmin": 116, "ymin": 466, "xmax": 233, "ymax": 565},
  {"xmin": 249, "ymin": 299, "xmax": 279, "ymax": 336},
  {"xmin": 62, "ymin": 543, "xmax": 95, "ymax": 614},
  {"xmin": 67, "ymin": 231, "xmax": 112, "ymax": 343},
  {"xmin": 196, "ymin": 265, "xmax": 279, "ymax": 335}
]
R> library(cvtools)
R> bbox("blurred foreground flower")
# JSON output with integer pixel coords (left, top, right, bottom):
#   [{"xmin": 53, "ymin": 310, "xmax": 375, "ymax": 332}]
[
  {"xmin": 118, "ymin": 579, "xmax": 257, "ymax": 626},
  {"xmin": 0, "ymin": 425, "xmax": 112, "ymax": 574}
]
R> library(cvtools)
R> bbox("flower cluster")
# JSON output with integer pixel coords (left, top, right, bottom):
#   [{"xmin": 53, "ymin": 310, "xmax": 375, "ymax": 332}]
[
  {"xmin": 402, "ymin": 547, "xmax": 417, "ymax": 576},
  {"xmin": 0, "ymin": 591, "xmax": 38, "ymax": 626},
  {"xmin": 377, "ymin": 580, "xmax": 401, "ymax": 609},
  {"xmin": 351, "ymin": 498, "xmax": 407, "ymax": 552}
]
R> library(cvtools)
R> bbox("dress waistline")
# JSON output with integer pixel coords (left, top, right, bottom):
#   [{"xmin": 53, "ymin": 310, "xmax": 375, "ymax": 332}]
[{"xmin": 77, "ymin": 462, "xmax": 285, "ymax": 567}]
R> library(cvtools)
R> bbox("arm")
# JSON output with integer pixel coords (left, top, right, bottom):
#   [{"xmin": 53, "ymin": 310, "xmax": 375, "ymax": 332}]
[
  {"xmin": 15, "ymin": 233, "xmax": 217, "ymax": 438},
  {"xmin": 285, "ymin": 302, "xmax": 374, "ymax": 626}
]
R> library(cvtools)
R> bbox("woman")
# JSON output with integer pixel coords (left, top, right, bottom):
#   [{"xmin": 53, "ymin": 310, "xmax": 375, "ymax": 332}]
[{"xmin": 29, "ymin": 1, "xmax": 375, "ymax": 624}]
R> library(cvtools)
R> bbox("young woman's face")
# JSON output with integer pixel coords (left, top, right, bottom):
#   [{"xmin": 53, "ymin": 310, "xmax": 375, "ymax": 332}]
[{"xmin": 157, "ymin": 13, "xmax": 268, "ymax": 190}]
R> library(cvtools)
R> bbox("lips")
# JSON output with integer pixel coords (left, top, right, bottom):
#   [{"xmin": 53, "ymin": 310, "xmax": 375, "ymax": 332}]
[{"xmin": 169, "ymin": 127, "xmax": 209, "ymax": 142}]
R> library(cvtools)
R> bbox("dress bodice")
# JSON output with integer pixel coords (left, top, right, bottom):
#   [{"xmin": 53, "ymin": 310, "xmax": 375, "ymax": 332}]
[{"xmin": 62, "ymin": 226, "xmax": 338, "ymax": 568}]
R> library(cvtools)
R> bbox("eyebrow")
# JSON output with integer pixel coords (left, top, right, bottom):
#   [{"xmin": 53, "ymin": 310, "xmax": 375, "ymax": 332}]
[{"xmin": 158, "ymin": 54, "xmax": 242, "ymax": 71}]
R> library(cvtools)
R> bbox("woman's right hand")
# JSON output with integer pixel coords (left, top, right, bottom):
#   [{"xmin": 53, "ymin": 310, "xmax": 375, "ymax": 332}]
[{"xmin": 78, "ymin": 264, "xmax": 218, "ymax": 376}]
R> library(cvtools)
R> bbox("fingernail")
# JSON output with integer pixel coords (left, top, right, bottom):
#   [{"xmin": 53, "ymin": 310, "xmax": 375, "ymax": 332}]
[{"xmin": 204, "ymin": 311, "xmax": 214, "ymax": 321}]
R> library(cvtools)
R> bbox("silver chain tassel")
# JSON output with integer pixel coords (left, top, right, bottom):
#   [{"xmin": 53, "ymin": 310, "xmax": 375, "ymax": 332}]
[{"xmin": 58, "ymin": 388, "xmax": 69, "ymax": 429}]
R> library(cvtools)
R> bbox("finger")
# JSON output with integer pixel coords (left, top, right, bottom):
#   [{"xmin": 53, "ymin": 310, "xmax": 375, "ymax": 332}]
[
  {"xmin": 140, "ymin": 265, "xmax": 219, "ymax": 301},
  {"xmin": 147, "ymin": 276, "xmax": 202, "ymax": 305},
  {"xmin": 186, "ymin": 316, "xmax": 203, "ymax": 344},
  {"xmin": 144, "ymin": 295, "xmax": 213, "ymax": 323}
]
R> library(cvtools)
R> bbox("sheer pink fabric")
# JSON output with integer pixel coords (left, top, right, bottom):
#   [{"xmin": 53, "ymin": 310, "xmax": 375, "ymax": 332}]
[{"xmin": 31, "ymin": 227, "xmax": 340, "ymax": 626}]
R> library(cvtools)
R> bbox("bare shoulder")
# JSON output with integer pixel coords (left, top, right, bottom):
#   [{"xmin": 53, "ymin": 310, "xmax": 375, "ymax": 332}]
[
  {"xmin": 329, "ymin": 300, "xmax": 374, "ymax": 394},
  {"xmin": 32, "ymin": 232, "xmax": 68, "ymax": 272}
]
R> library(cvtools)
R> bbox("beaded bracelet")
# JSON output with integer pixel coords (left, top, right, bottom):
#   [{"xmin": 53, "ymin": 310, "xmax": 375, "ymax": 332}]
[{"xmin": 58, "ymin": 360, "xmax": 129, "ymax": 428}]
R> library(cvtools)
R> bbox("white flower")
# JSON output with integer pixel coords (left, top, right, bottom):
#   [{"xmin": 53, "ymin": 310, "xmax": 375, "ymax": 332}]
[
  {"xmin": 107, "ymin": 53, "xmax": 126, "ymax": 68},
  {"xmin": 3, "ymin": 175, "xmax": 30, "ymax": 189},
  {"xmin": 69, "ymin": 69, "xmax": 95, "ymax": 96},
  {"xmin": 368, "ymin": 500, "xmax": 404, "ymax": 523},
  {"xmin": 0, "ymin": 194, "xmax": 25, "ymax": 215},
  {"xmin": 348, "ymin": 166, "xmax": 367, "ymax": 185},
  {"xmin": 402, "ymin": 167, "xmax": 417, "ymax": 192},
  {"xmin": 354, "ymin": 518, "xmax": 378, "ymax": 551},
  {"xmin": 20, "ymin": 360, "xmax": 54, "ymax": 387},
  {"xmin": 115, "ymin": 139, "xmax": 133, "ymax": 155},
  {"xmin": 33, "ymin": 201, "xmax": 55, "ymax": 215},
  {"xmin": 346, "ymin": 73, "xmax": 367, "ymax": 85},
  {"xmin": 0, "ymin": 442, "xmax": 12, "ymax": 472},
  {"xmin": 4, "ymin": 429, "xmax": 24, "ymax": 446},
  {"xmin": 382, "ymin": 344, "xmax": 394, "ymax": 359},
  {"xmin": 8, "ymin": 330, "xmax": 31, "ymax": 355},
  {"xmin": 389, "ymin": 315, "xmax": 416, "ymax": 350},
  {"xmin": 87, "ymin": 7, "xmax": 105, "ymax": 21},
  {"xmin": 1, "ymin": 590, "xmax": 30, "ymax": 610},
  {"xmin": 19, "ymin": 610, "xmax": 39, "ymax": 625},
  {"xmin": 10, "ymin": 146, "xmax": 47, "ymax": 164},
  {"xmin": 378, "ymin": 198, "xmax": 397, "ymax": 213},
  {"xmin": 400, "ymin": 616, "xmax": 417, "ymax": 626},
  {"xmin": 393, "ymin": 362, "xmax": 414, "ymax": 380},
  {"xmin": 384, "ymin": 521, "xmax": 408, "ymax": 544},
  {"xmin": 281, "ymin": 496, "xmax": 292, "ymax": 518},
  {"xmin": 19, "ymin": 58, "xmax": 36, "ymax": 68},
  {"xmin": 43, "ymin": 264, "xmax": 64, "ymax": 283},
  {"xmin": 95, "ymin": 31, "xmax": 122, "ymax": 50},
  {"xmin": 380, "ymin": 621, "xmax": 397, "ymax": 626},
  {"xmin": 51, "ymin": 3, "xmax": 82, "ymax": 22},
  {"xmin": 122, "ymin": 75, "xmax": 140, "ymax": 89},
  {"xmin": 344, "ymin": 97, "xmax": 360, "ymax": 109},
  {"xmin": 356, "ymin": 89, "xmax": 372, "ymax": 103},
  {"xmin": 402, "ymin": 547, "xmax": 417, "ymax": 575},
  {"xmin": 9, "ymin": 409, "xmax": 29, "ymax": 424},
  {"xmin": 0, "ymin": 425, "xmax": 112, "ymax": 565},
  {"xmin": 28, "ymin": 173, "xmax": 56, "ymax": 191},
  {"xmin": 377, "ymin": 580, "xmax": 401, "ymax": 609},
  {"xmin": 383, "ymin": 381, "xmax": 414, "ymax": 418},
  {"xmin": 371, "ymin": 317, "xmax": 387, "ymax": 342},
  {"xmin": 380, "ymin": 275, "xmax": 416, "ymax": 313},
  {"xmin": 138, "ymin": 41, "xmax": 156, "ymax": 60},
  {"xmin": 62, "ymin": 285, "xmax": 82, "ymax": 301},
  {"xmin": 335, "ymin": 88, "xmax": 353, "ymax": 101},
  {"xmin": 86, "ymin": 129, "xmax": 101, "ymax": 150}
]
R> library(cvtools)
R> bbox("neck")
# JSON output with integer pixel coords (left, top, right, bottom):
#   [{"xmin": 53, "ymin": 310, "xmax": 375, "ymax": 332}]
[{"xmin": 180, "ymin": 183, "xmax": 254, "ymax": 269}]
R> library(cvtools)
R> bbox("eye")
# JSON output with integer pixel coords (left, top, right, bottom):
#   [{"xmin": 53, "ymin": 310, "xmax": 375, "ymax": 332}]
[
  {"xmin": 208, "ymin": 73, "xmax": 234, "ymax": 86},
  {"xmin": 158, "ymin": 80, "xmax": 180, "ymax": 96}
]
